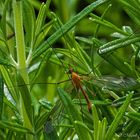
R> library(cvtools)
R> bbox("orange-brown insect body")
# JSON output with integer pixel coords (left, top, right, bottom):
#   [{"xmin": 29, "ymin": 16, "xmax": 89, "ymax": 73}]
[
  {"xmin": 71, "ymin": 72, "xmax": 81, "ymax": 90},
  {"xmin": 70, "ymin": 70, "xmax": 92, "ymax": 113}
]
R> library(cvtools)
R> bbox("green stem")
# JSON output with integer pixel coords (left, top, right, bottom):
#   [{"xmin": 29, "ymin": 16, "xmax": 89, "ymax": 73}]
[
  {"xmin": 13, "ymin": 0, "xmax": 32, "ymax": 138},
  {"xmin": 13, "ymin": 1, "xmax": 26, "ymax": 70}
]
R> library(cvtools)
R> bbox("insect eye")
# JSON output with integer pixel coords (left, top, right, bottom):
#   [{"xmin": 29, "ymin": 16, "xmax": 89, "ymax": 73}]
[{"xmin": 65, "ymin": 68, "xmax": 73, "ymax": 74}]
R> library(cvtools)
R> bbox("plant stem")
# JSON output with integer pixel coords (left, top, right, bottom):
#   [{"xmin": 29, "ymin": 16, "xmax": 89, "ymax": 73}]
[{"xmin": 13, "ymin": 0, "xmax": 32, "ymax": 139}]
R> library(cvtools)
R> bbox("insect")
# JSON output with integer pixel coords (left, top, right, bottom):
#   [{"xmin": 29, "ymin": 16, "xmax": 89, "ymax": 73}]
[
  {"xmin": 68, "ymin": 67, "xmax": 93, "ymax": 113},
  {"xmin": 3, "ymin": 12, "xmax": 140, "ymax": 128}
]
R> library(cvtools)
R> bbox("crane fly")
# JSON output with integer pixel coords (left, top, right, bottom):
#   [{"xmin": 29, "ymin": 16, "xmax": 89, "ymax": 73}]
[
  {"xmin": 2, "ymin": 21, "xmax": 140, "ymax": 114},
  {"xmin": 69, "ymin": 67, "xmax": 93, "ymax": 113},
  {"xmin": 3, "ymin": 65, "xmax": 140, "ymax": 114},
  {"xmin": 2, "ymin": 65, "xmax": 93, "ymax": 113}
]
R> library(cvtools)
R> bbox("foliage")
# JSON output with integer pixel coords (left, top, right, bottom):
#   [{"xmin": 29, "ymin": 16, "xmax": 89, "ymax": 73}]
[{"xmin": 0, "ymin": 0, "xmax": 140, "ymax": 139}]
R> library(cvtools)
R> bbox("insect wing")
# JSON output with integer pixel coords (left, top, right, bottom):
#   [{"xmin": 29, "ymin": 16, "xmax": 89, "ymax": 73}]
[{"xmin": 90, "ymin": 76, "xmax": 139, "ymax": 91}]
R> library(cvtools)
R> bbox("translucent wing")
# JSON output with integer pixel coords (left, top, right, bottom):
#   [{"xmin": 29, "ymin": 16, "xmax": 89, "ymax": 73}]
[{"xmin": 87, "ymin": 76, "xmax": 139, "ymax": 91}]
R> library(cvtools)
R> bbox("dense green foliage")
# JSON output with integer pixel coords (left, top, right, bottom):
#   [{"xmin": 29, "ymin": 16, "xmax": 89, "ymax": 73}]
[{"xmin": 0, "ymin": 0, "xmax": 140, "ymax": 139}]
